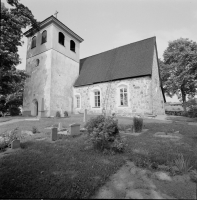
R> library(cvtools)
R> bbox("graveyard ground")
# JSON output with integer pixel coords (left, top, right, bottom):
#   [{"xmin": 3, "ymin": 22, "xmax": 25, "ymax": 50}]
[{"xmin": 0, "ymin": 114, "xmax": 197, "ymax": 199}]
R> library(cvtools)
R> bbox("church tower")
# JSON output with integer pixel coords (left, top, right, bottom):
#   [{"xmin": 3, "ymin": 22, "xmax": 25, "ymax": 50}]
[{"xmin": 22, "ymin": 15, "xmax": 83, "ymax": 117}]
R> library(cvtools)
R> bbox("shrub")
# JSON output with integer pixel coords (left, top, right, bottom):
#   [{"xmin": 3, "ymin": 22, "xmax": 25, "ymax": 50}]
[
  {"xmin": 133, "ymin": 116, "xmax": 143, "ymax": 133},
  {"xmin": 56, "ymin": 111, "xmax": 61, "ymax": 118},
  {"xmin": 173, "ymin": 153, "xmax": 193, "ymax": 174},
  {"xmin": 0, "ymin": 128, "xmax": 20, "ymax": 150},
  {"xmin": 64, "ymin": 111, "xmax": 68, "ymax": 117},
  {"xmin": 9, "ymin": 106, "xmax": 21, "ymax": 116},
  {"xmin": 32, "ymin": 126, "xmax": 39, "ymax": 134},
  {"xmin": 84, "ymin": 115, "xmax": 125, "ymax": 152}
]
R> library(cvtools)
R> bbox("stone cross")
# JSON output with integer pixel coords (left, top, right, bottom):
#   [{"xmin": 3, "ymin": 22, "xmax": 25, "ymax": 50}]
[
  {"xmin": 58, "ymin": 122, "xmax": 62, "ymax": 131},
  {"xmin": 54, "ymin": 11, "xmax": 58, "ymax": 18}
]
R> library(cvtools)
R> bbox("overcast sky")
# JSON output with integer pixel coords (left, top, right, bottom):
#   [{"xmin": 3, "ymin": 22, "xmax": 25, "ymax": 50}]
[{"xmin": 3, "ymin": 0, "xmax": 197, "ymax": 101}]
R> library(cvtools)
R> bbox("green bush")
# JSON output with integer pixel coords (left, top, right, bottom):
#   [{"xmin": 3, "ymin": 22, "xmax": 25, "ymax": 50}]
[
  {"xmin": 56, "ymin": 111, "xmax": 61, "ymax": 118},
  {"xmin": 84, "ymin": 115, "xmax": 125, "ymax": 152},
  {"xmin": 133, "ymin": 116, "xmax": 143, "ymax": 133},
  {"xmin": 64, "ymin": 111, "xmax": 68, "ymax": 117}
]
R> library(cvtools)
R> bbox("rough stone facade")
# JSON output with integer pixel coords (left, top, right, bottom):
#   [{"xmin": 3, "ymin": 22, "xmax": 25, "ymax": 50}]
[{"xmin": 73, "ymin": 45, "xmax": 165, "ymax": 116}]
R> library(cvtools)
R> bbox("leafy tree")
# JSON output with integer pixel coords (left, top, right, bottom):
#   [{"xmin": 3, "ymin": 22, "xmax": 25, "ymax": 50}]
[
  {"xmin": 0, "ymin": 70, "xmax": 28, "ymax": 115},
  {"xmin": 161, "ymin": 38, "xmax": 197, "ymax": 111},
  {"xmin": 0, "ymin": 0, "xmax": 39, "ymax": 115}
]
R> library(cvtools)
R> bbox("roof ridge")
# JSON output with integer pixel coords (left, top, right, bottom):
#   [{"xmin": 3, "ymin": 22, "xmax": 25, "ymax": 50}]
[{"xmin": 80, "ymin": 36, "xmax": 156, "ymax": 60}]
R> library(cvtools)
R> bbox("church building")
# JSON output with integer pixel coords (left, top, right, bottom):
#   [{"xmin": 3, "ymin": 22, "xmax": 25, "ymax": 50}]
[{"xmin": 22, "ymin": 15, "xmax": 165, "ymax": 117}]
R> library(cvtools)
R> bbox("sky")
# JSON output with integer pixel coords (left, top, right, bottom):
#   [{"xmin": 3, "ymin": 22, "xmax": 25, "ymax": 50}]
[{"xmin": 3, "ymin": 0, "xmax": 197, "ymax": 102}]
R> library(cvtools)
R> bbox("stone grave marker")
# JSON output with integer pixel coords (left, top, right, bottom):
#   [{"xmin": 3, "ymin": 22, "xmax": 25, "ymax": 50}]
[
  {"xmin": 83, "ymin": 109, "xmax": 87, "ymax": 123},
  {"xmin": 51, "ymin": 127, "xmax": 58, "ymax": 141},
  {"xmin": 11, "ymin": 139, "xmax": 20, "ymax": 149},
  {"xmin": 58, "ymin": 122, "xmax": 62, "ymax": 131},
  {"xmin": 69, "ymin": 123, "xmax": 80, "ymax": 136}
]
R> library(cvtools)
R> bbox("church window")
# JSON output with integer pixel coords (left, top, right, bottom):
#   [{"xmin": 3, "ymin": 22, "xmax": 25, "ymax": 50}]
[
  {"xmin": 36, "ymin": 59, "xmax": 40, "ymax": 67},
  {"xmin": 120, "ymin": 87, "xmax": 128, "ymax": 106},
  {"xmin": 76, "ymin": 96, "xmax": 80, "ymax": 108},
  {"xmin": 94, "ymin": 91, "xmax": 100, "ymax": 107},
  {"xmin": 31, "ymin": 36, "xmax": 36, "ymax": 49},
  {"xmin": 70, "ymin": 40, "xmax": 75, "ymax": 52},
  {"xmin": 59, "ymin": 32, "xmax": 65, "ymax": 46},
  {"xmin": 41, "ymin": 30, "xmax": 47, "ymax": 44}
]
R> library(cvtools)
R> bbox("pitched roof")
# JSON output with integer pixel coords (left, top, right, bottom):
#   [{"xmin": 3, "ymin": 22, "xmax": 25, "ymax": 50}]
[
  {"xmin": 24, "ymin": 15, "xmax": 84, "ymax": 42},
  {"xmin": 74, "ymin": 37, "xmax": 156, "ymax": 87}
]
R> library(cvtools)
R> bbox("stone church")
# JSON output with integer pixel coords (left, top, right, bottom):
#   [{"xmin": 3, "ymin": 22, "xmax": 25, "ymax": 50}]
[{"xmin": 22, "ymin": 15, "xmax": 165, "ymax": 117}]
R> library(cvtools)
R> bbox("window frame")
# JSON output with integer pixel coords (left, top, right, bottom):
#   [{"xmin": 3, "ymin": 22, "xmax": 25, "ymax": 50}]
[
  {"xmin": 75, "ymin": 94, "xmax": 81, "ymax": 109},
  {"xmin": 41, "ymin": 30, "xmax": 47, "ymax": 44},
  {"xmin": 94, "ymin": 90, "xmax": 100, "ymax": 108},
  {"xmin": 59, "ymin": 32, "xmax": 65, "ymax": 46},
  {"xmin": 31, "ymin": 36, "xmax": 36, "ymax": 49},
  {"xmin": 119, "ymin": 87, "xmax": 128, "ymax": 106},
  {"xmin": 70, "ymin": 40, "xmax": 76, "ymax": 52},
  {"xmin": 117, "ymin": 83, "xmax": 130, "ymax": 108}
]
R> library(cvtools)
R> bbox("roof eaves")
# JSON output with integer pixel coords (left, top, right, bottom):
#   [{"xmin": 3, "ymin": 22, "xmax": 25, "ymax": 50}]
[{"xmin": 24, "ymin": 15, "xmax": 84, "ymax": 43}]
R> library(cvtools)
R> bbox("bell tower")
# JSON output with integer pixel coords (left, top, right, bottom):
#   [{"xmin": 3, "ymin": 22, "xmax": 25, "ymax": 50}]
[{"xmin": 22, "ymin": 15, "xmax": 84, "ymax": 117}]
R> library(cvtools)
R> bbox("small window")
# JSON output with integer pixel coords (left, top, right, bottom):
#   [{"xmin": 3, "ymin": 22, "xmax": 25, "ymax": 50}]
[
  {"xmin": 31, "ymin": 36, "xmax": 36, "ymax": 49},
  {"xmin": 120, "ymin": 87, "xmax": 128, "ymax": 106},
  {"xmin": 41, "ymin": 30, "xmax": 47, "ymax": 44},
  {"xmin": 59, "ymin": 32, "xmax": 65, "ymax": 46},
  {"xmin": 70, "ymin": 40, "xmax": 75, "ymax": 52},
  {"xmin": 76, "ymin": 96, "xmax": 80, "ymax": 108},
  {"xmin": 35, "ymin": 59, "xmax": 39, "ymax": 67},
  {"xmin": 94, "ymin": 91, "xmax": 100, "ymax": 107}
]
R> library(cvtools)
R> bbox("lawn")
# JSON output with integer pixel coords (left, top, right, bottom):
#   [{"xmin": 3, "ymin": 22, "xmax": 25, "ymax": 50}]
[{"xmin": 0, "ymin": 114, "xmax": 197, "ymax": 198}]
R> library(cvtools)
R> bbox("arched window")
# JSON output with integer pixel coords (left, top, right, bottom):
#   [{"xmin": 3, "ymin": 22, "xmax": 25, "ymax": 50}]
[
  {"xmin": 31, "ymin": 36, "xmax": 36, "ymax": 49},
  {"xmin": 59, "ymin": 32, "xmax": 65, "ymax": 46},
  {"xmin": 41, "ymin": 30, "xmax": 47, "ymax": 44},
  {"xmin": 94, "ymin": 90, "xmax": 100, "ymax": 107},
  {"xmin": 118, "ymin": 85, "xmax": 128, "ymax": 106},
  {"xmin": 70, "ymin": 40, "xmax": 75, "ymax": 52}
]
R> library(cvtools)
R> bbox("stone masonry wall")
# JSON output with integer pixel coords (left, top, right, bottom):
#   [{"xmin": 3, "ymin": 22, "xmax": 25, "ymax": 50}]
[
  {"xmin": 50, "ymin": 49, "xmax": 79, "ymax": 116},
  {"xmin": 73, "ymin": 76, "xmax": 153, "ymax": 117},
  {"xmin": 151, "ymin": 46, "xmax": 165, "ymax": 115},
  {"xmin": 23, "ymin": 50, "xmax": 52, "ymax": 117}
]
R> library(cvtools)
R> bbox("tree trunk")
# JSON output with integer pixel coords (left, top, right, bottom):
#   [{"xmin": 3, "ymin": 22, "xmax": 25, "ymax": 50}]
[{"xmin": 181, "ymin": 86, "xmax": 187, "ymax": 112}]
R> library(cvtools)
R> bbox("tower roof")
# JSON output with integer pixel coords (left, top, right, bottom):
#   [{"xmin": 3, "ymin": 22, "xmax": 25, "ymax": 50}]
[{"xmin": 24, "ymin": 15, "xmax": 84, "ymax": 43}]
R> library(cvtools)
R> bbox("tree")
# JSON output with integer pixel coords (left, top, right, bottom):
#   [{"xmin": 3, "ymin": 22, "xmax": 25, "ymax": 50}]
[
  {"xmin": 0, "ymin": 0, "xmax": 39, "ymax": 115},
  {"xmin": 0, "ymin": 70, "xmax": 28, "ymax": 115},
  {"xmin": 161, "ymin": 38, "xmax": 197, "ymax": 111}
]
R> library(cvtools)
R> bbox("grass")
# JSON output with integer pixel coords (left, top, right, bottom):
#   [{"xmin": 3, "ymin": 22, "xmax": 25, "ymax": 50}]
[{"xmin": 0, "ymin": 114, "xmax": 197, "ymax": 198}]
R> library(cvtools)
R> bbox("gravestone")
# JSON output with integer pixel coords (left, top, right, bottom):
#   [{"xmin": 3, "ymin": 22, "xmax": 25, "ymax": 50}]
[
  {"xmin": 69, "ymin": 123, "xmax": 80, "ymax": 135},
  {"xmin": 83, "ymin": 109, "xmax": 87, "ymax": 123},
  {"xmin": 58, "ymin": 122, "xmax": 62, "ymax": 131},
  {"xmin": 51, "ymin": 127, "xmax": 58, "ymax": 141},
  {"xmin": 11, "ymin": 139, "xmax": 20, "ymax": 149}
]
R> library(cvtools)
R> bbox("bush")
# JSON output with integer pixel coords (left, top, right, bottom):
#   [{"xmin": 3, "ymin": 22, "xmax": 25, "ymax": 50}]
[
  {"xmin": 56, "ymin": 111, "xmax": 61, "ymax": 118},
  {"xmin": 9, "ymin": 106, "xmax": 21, "ymax": 116},
  {"xmin": 0, "ymin": 128, "xmax": 20, "ymax": 151},
  {"xmin": 84, "ymin": 115, "xmax": 125, "ymax": 153},
  {"xmin": 64, "ymin": 111, "xmax": 68, "ymax": 117},
  {"xmin": 133, "ymin": 116, "xmax": 143, "ymax": 133}
]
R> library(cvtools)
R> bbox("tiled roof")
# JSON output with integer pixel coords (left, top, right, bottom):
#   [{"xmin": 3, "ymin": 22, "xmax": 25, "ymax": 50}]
[{"xmin": 74, "ymin": 37, "xmax": 156, "ymax": 87}]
